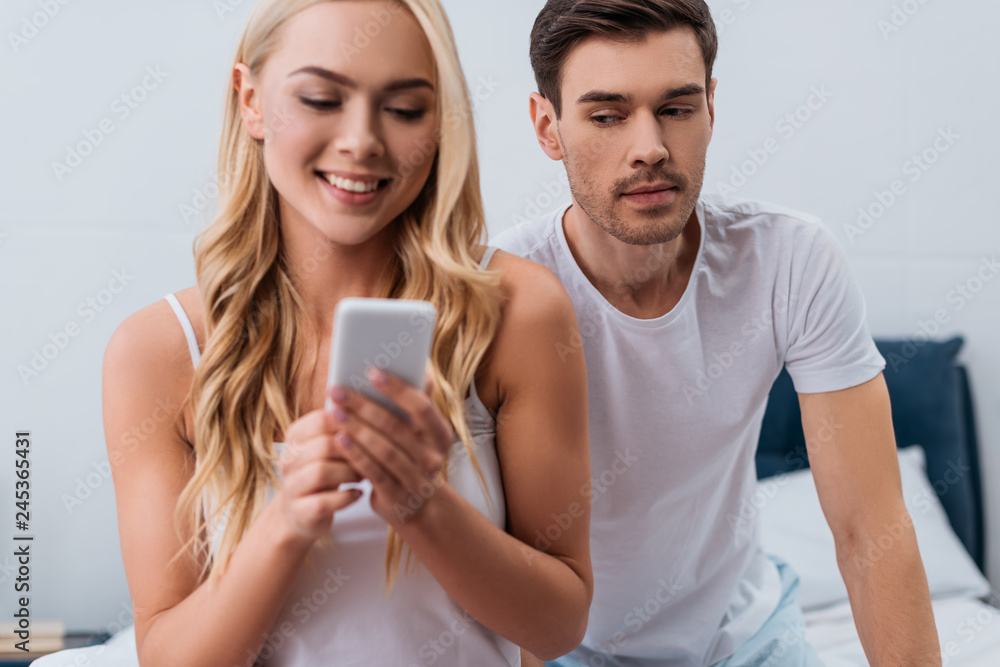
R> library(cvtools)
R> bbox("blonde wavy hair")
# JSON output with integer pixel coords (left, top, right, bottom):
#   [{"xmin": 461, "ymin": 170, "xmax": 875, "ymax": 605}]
[{"xmin": 169, "ymin": 0, "xmax": 500, "ymax": 594}]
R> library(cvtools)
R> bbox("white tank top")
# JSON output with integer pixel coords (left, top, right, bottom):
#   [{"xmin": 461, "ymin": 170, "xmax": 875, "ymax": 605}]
[{"xmin": 163, "ymin": 247, "xmax": 520, "ymax": 666}]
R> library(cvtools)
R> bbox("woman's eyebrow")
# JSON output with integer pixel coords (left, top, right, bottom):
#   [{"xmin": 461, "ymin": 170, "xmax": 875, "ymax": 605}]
[{"xmin": 289, "ymin": 66, "xmax": 434, "ymax": 92}]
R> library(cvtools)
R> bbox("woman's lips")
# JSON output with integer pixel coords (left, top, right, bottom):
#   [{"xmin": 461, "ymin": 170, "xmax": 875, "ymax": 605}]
[{"xmin": 317, "ymin": 172, "xmax": 390, "ymax": 207}]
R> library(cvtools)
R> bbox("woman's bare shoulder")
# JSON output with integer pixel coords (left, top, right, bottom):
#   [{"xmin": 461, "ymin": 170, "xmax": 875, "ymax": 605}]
[
  {"xmin": 103, "ymin": 287, "xmax": 203, "ymax": 447},
  {"xmin": 481, "ymin": 250, "xmax": 580, "ymax": 393},
  {"xmin": 488, "ymin": 249, "xmax": 576, "ymax": 324},
  {"xmin": 106, "ymin": 287, "xmax": 202, "ymax": 371}
]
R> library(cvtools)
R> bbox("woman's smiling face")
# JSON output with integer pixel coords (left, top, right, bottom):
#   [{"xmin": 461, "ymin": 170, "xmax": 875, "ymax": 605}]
[{"xmin": 235, "ymin": 1, "xmax": 439, "ymax": 246}]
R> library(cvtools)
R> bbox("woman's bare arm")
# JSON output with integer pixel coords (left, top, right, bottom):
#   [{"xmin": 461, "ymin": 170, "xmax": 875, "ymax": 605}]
[
  {"xmin": 329, "ymin": 252, "xmax": 593, "ymax": 658},
  {"xmin": 103, "ymin": 302, "xmax": 315, "ymax": 667}
]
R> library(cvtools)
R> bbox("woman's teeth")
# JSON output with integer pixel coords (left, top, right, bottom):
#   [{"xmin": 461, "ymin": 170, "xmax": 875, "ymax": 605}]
[{"xmin": 321, "ymin": 173, "xmax": 385, "ymax": 193}]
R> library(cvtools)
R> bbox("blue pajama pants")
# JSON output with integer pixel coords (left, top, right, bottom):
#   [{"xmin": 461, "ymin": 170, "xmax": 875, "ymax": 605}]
[{"xmin": 547, "ymin": 555, "xmax": 825, "ymax": 667}]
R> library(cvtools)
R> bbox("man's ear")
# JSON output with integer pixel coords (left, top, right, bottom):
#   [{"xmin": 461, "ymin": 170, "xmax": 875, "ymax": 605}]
[
  {"xmin": 707, "ymin": 77, "xmax": 718, "ymax": 132},
  {"xmin": 529, "ymin": 92, "xmax": 564, "ymax": 161},
  {"xmin": 234, "ymin": 63, "xmax": 266, "ymax": 141}
]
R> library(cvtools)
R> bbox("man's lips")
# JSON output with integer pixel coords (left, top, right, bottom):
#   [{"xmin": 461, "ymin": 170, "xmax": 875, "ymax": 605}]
[
  {"xmin": 622, "ymin": 182, "xmax": 678, "ymax": 196},
  {"xmin": 620, "ymin": 183, "xmax": 679, "ymax": 206}
]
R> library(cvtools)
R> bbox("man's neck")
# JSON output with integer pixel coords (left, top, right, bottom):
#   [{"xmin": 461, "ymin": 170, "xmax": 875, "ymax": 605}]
[{"xmin": 562, "ymin": 202, "xmax": 701, "ymax": 320}]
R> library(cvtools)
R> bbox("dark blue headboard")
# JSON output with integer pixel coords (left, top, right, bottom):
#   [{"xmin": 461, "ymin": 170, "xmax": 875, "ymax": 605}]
[{"xmin": 756, "ymin": 337, "xmax": 985, "ymax": 572}]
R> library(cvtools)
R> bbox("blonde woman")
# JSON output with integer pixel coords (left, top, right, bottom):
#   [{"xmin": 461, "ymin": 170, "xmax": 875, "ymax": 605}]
[{"xmin": 102, "ymin": 1, "xmax": 591, "ymax": 664}]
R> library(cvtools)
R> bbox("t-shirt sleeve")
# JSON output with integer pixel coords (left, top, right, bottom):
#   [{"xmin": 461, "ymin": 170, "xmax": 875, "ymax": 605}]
[{"xmin": 783, "ymin": 221, "xmax": 886, "ymax": 394}]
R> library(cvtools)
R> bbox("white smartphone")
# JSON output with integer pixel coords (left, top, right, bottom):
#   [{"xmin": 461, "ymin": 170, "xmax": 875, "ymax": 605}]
[{"xmin": 325, "ymin": 298, "xmax": 437, "ymax": 421}]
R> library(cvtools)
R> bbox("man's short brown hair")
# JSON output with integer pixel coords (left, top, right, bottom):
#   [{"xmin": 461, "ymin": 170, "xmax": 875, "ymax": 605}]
[{"xmin": 530, "ymin": 0, "xmax": 718, "ymax": 118}]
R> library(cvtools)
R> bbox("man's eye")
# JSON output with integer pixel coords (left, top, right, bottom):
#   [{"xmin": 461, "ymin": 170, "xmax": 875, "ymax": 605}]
[
  {"xmin": 592, "ymin": 115, "xmax": 623, "ymax": 126},
  {"xmin": 662, "ymin": 108, "xmax": 693, "ymax": 119},
  {"xmin": 300, "ymin": 97, "xmax": 340, "ymax": 110}
]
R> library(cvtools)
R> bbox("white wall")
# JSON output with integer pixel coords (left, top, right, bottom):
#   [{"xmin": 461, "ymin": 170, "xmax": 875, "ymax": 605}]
[{"xmin": 1, "ymin": 0, "xmax": 996, "ymax": 631}]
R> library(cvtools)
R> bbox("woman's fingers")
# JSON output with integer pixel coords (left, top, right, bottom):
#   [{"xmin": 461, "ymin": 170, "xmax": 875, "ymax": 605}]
[
  {"xmin": 279, "ymin": 408, "xmax": 344, "ymax": 475},
  {"xmin": 283, "ymin": 408, "xmax": 334, "ymax": 449},
  {"xmin": 279, "ymin": 433, "xmax": 347, "ymax": 477},
  {"xmin": 282, "ymin": 458, "xmax": 360, "ymax": 497},
  {"xmin": 323, "ymin": 488, "xmax": 365, "ymax": 514},
  {"xmin": 329, "ymin": 371, "xmax": 453, "ymax": 469},
  {"xmin": 327, "ymin": 385, "xmax": 439, "ymax": 472},
  {"xmin": 285, "ymin": 488, "xmax": 363, "ymax": 541},
  {"xmin": 274, "ymin": 408, "xmax": 362, "ymax": 544}
]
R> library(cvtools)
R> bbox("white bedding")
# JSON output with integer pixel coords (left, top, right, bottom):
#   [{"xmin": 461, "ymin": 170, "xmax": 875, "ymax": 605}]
[
  {"xmin": 32, "ymin": 600, "xmax": 1000, "ymax": 667},
  {"xmin": 806, "ymin": 596, "xmax": 1000, "ymax": 667},
  {"xmin": 759, "ymin": 445, "xmax": 1000, "ymax": 666},
  {"xmin": 34, "ymin": 448, "xmax": 1000, "ymax": 665},
  {"xmin": 31, "ymin": 623, "xmax": 137, "ymax": 666}
]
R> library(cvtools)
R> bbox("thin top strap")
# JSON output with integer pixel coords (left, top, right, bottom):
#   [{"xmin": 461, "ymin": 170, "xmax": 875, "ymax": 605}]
[
  {"xmin": 480, "ymin": 245, "xmax": 499, "ymax": 270},
  {"xmin": 164, "ymin": 293, "xmax": 201, "ymax": 369}
]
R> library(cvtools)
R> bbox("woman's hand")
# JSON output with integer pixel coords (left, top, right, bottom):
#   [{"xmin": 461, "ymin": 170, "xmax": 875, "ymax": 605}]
[
  {"xmin": 326, "ymin": 367, "xmax": 456, "ymax": 529},
  {"xmin": 275, "ymin": 410, "xmax": 365, "ymax": 545}
]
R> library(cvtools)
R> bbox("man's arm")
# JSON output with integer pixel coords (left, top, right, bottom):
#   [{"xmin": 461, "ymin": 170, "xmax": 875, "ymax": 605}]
[{"xmin": 799, "ymin": 372, "xmax": 942, "ymax": 667}]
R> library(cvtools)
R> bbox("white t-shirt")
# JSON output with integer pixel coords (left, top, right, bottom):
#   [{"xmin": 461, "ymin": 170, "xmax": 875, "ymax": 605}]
[{"xmin": 492, "ymin": 194, "xmax": 886, "ymax": 666}]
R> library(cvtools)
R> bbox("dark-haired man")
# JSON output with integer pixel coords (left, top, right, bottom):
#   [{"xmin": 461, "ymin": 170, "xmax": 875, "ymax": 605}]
[{"xmin": 494, "ymin": 1, "xmax": 942, "ymax": 665}]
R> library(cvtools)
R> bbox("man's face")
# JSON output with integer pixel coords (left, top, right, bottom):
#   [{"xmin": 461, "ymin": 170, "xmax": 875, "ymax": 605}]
[{"xmin": 554, "ymin": 27, "xmax": 715, "ymax": 246}]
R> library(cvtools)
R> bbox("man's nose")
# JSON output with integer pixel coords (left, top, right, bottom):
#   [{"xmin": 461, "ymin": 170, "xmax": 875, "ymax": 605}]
[{"xmin": 627, "ymin": 113, "xmax": 669, "ymax": 166}]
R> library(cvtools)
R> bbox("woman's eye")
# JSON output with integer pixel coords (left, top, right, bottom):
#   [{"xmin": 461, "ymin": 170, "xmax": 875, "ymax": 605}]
[
  {"xmin": 389, "ymin": 108, "xmax": 427, "ymax": 121},
  {"xmin": 300, "ymin": 97, "xmax": 340, "ymax": 111}
]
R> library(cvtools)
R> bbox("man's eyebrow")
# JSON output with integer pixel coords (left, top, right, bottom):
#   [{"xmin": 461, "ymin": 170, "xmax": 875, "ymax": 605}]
[
  {"xmin": 288, "ymin": 66, "xmax": 434, "ymax": 92},
  {"xmin": 662, "ymin": 83, "xmax": 706, "ymax": 100},
  {"xmin": 576, "ymin": 83, "xmax": 706, "ymax": 106},
  {"xmin": 577, "ymin": 90, "xmax": 631, "ymax": 105}
]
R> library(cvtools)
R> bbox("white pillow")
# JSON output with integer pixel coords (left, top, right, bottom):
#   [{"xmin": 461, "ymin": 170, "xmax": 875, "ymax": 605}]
[{"xmin": 757, "ymin": 445, "xmax": 991, "ymax": 611}]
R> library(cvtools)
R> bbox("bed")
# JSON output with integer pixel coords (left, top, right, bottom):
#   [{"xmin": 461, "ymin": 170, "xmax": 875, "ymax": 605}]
[
  {"xmin": 32, "ymin": 338, "xmax": 997, "ymax": 666},
  {"xmin": 755, "ymin": 336, "xmax": 1000, "ymax": 666}
]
